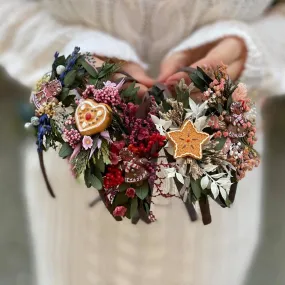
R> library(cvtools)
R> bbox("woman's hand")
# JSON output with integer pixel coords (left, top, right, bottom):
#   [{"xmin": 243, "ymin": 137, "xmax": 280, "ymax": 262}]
[
  {"xmin": 158, "ymin": 37, "xmax": 247, "ymax": 87},
  {"xmin": 94, "ymin": 56, "xmax": 154, "ymax": 97}
]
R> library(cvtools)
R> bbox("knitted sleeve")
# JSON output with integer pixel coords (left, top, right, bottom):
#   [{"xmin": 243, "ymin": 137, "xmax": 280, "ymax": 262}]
[{"xmin": 0, "ymin": 0, "xmax": 146, "ymax": 87}]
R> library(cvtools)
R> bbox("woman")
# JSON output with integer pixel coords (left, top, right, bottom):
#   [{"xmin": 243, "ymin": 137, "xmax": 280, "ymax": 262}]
[{"xmin": 0, "ymin": 1, "xmax": 284, "ymax": 284}]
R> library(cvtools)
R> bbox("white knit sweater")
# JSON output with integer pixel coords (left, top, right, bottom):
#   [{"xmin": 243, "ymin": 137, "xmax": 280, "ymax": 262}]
[{"xmin": 1, "ymin": 1, "xmax": 284, "ymax": 285}]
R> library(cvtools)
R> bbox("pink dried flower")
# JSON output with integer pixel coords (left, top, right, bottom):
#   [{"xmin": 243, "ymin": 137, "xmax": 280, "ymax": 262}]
[
  {"xmin": 113, "ymin": 206, "xmax": 127, "ymax": 217},
  {"xmin": 82, "ymin": 85, "xmax": 96, "ymax": 99},
  {"xmin": 214, "ymin": 131, "xmax": 222, "ymax": 138},
  {"xmin": 232, "ymin": 83, "xmax": 248, "ymax": 102},
  {"xmin": 82, "ymin": 136, "xmax": 93, "ymax": 150},
  {"xmin": 208, "ymin": 115, "xmax": 220, "ymax": 129},
  {"xmin": 223, "ymin": 131, "xmax": 229, "ymax": 137},
  {"xmin": 94, "ymin": 85, "xmax": 121, "ymax": 106},
  {"xmin": 63, "ymin": 128, "xmax": 82, "ymax": 148},
  {"xmin": 126, "ymin": 188, "xmax": 136, "ymax": 198}
]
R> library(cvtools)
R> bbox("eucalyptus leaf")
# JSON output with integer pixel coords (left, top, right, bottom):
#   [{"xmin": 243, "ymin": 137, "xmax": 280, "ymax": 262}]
[
  {"xmin": 211, "ymin": 173, "xmax": 226, "ymax": 179},
  {"xmin": 90, "ymin": 174, "xmax": 102, "ymax": 190},
  {"xmin": 211, "ymin": 182, "xmax": 219, "ymax": 198},
  {"xmin": 219, "ymin": 187, "xmax": 228, "ymax": 201},
  {"xmin": 136, "ymin": 182, "xmax": 149, "ymax": 200},
  {"xmin": 59, "ymin": 142, "xmax": 73, "ymax": 158},
  {"xmin": 200, "ymin": 176, "xmax": 209, "ymax": 190},
  {"xmin": 176, "ymin": 173, "xmax": 184, "ymax": 184}
]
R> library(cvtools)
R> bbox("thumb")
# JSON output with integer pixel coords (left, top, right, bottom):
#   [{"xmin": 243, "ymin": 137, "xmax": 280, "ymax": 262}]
[{"xmin": 157, "ymin": 51, "xmax": 191, "ymax": 82}]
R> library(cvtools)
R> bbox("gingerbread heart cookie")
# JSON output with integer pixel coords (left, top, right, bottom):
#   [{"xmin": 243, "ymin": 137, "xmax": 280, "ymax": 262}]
[{"xmin": 75, "ymin": 99, "xmax": 112, "ymax": 136}]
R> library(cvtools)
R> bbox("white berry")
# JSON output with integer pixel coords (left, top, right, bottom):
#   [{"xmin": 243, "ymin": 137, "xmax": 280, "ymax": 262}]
[{"xmin": 56, "ymin": 65, "xmax": 66, "ymax": 75}]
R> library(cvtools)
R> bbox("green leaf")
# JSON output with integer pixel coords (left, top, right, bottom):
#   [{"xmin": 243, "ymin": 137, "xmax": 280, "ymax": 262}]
[
  {"xmin": 135, "ymin": 182, "xmax": 149, "ymax": 200},
  {"xmin": 58, "ymin": 87, "xmax": 70, "ymax": 102},
  {"xmin": 97, "ymin": 140, "xmax": 111, "ymax": 164},
  {"xmin": 217, "ymin": 104, "xmax": 224, "ymax": 114},
  {"xmin": 227, "ymin": 95, "xmax": 233, "ymax": 110},
  {"xmin": 54, "ymin": 55, "xmax": 66, "ymax": 67},
  {"xmin": 59, "ymin": 142, "xmax": 73, "ymax": 158},
  {"xmin": 189, "ymin": 72, "xmax": 207, "ymax": 92},
  {"xmin": 113, "ymin": 191, "xmax": 129, "ymax": 207},
  {"xmin": 95, "ymin": 156, "xmax": 105, "ymax": 172},
  {"xmin": 118, "ymin": 183, "xmax": 129, "ymax": 192},
  {"xmin": 175, "ymin": 84, "xmax": 190, "ymax": 108},
  {"xmin": 63, "ymin": 70, "xmax": 77, "ymax": 87},
  {"xmin": 81, "ymin": 60, "xmax": 98, "ymax": 78},
  {"xmin": 72, "ymin": 151, "xmax": 89, "ymax": 177},
  {"xmin": 62, "ymin": 94, "xmax": 76, "ymax": 107},
  {"xmin": 88, "ymin": 78, "xmax": 98, "ymax": 86},
  {"xmin": 191, "ymin": 179, "xmax": 202, "ymax": 199},
  {"xmin": 84, "ymin": 167, "xmax": 92, "ymax": 188},
  {"xmin": 144, "ymin": 202, "xmax": 150, "ymax": 215},
  {"xmin": 130, "ymin": 197, "xmax": 138, "ymax": 218},
  {"xmin": 215, "ymin": 137, "xmax": 227, "ymax": 151},
  {"xmin": 90, "ymin": 174, "xmax": 102, "ymax": 190},
  {"xmin": 93, "ymin": 166, "xmax": 103, "ymax": 181},
  {"xmin": 121, "ymin": 81, "xmax": 140, "ymax": 99},
  {"xmin": 98, "ymin": 62, "xmax": 119, "ymax": 79},
  {"xmin": 196, "ymin": 67, "xmax": 213, "ymax": 85}
]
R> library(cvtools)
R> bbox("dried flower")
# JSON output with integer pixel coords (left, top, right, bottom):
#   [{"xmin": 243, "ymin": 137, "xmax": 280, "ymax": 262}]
[
  {"xmin": 63, "ymin": 128, "xmax": 81, "ymax": 148},
  {"xmin": 232, "ymin": 83, "xmax": 248, "ymax": 102},
  {"xmin": 113, "ymin": 206, "xmax": 127, "ymax": 217},
  {"xmin": 126, "ymin": 188, "xmax": 136, "ymax": 198},
  {"xmin": 82, "ymin": 136, "xmax": 93, "ymax": 150}
]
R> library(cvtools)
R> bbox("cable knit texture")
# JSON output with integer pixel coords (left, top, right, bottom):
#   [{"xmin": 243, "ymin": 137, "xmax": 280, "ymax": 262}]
[{"xmin": 0, "ymin": 0, "xmax": 284, "ymax": 284}]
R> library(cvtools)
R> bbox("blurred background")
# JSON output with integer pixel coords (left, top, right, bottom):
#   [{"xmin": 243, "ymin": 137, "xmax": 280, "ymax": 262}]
[{"xmin": 0, "ymin": 68, "xmax": 33, "ymax": 285}]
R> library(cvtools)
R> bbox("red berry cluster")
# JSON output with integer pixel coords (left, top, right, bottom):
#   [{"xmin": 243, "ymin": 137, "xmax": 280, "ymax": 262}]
[
  {"xmin": 128, "ymin": 133, "xmax": 166, "ymax": 157},
  {"xmin": 103, "ymin": 166, "xmax": 124, "ymax": 189}
]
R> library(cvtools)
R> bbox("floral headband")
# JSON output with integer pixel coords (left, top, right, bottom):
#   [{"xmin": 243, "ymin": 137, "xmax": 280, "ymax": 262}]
[{"xmin": 25, "ymin": 47, "xmax": 260, "ymax": 225}]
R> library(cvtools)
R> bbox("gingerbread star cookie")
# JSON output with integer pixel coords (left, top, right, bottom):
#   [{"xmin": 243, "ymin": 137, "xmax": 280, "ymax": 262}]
[{"xmin": 167, "ymin": 120, "xmax": 209, "ymax": 159}]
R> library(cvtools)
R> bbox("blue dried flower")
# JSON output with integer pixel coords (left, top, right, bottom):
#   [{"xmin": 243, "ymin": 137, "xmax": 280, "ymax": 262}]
[
  {"xmin": 37, "ymin": 114, "xmax": 51, "ymax": 152},
  {"xmin": 54, "ymin": 51, "xmax": 59, "ymax": 59},
  {"xmin": 59, "ymin": 46, "xmax": 81, "ymax": 85}
]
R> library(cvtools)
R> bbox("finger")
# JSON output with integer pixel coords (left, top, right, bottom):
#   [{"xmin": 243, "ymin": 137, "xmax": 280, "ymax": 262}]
[
  {"xmin": 165, "ymin": 71, "xmax": 191, "ymax": 87},
  {"xmin": 204, "ymin": 37, "xmax": 246, "ymax": 65},
  {"xmin": 122, "ymin": 62, "xmax": 154, "ymax": 87},
  {"xmin": 226, "ymin": 58, "xmax": 245, "ymax": 81},
  {"xmin": 157, "ymin": 51, "xmax": 192, "ymax": 82}
]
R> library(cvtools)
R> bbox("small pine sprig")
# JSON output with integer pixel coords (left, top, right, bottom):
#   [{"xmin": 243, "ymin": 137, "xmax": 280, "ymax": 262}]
[
  {"xmin": 97, "ymin": 139, "xmax": 111, "ymax": 164},
  {"xmin": 70, "ymin": 150, "xmax": 89, "ymax": 177}
]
